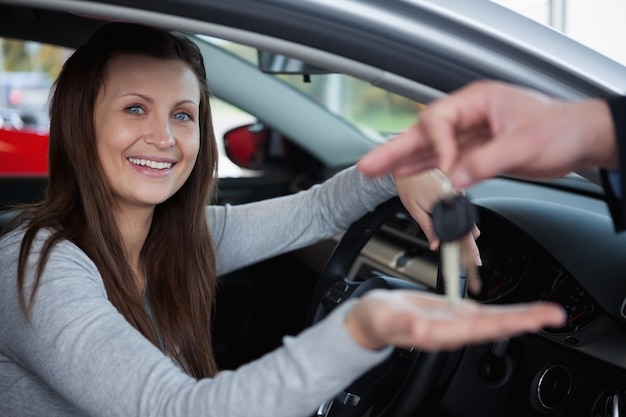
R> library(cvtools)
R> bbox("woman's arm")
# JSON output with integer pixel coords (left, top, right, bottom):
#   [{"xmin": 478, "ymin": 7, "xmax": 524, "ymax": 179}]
[
  {"xmin": 209, "ymin": 166, "xmax": 397, "ymax": 275},
  {"xmin": 209, "ymin": 165, "xmax": 468, "ymax": 276},
  {"xmin": 0, "ymin": 230, "xmax": 390, "ymax": 417}
]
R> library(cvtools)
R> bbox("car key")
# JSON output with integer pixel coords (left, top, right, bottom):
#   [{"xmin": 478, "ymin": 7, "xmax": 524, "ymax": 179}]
[{"xmin": 432, "ymin": 181, "xmax": 478, "ymax": 307}]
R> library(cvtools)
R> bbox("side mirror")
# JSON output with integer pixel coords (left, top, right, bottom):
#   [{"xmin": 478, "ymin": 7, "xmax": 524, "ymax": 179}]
[{"xmin": 223, "ymin": 122, "xmax": 269, "ymax": 170}]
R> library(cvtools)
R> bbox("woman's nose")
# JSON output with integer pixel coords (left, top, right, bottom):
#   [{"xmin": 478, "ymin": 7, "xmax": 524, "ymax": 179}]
[{"xmin": 145, "ymin": 120, "xmax": 175, "ymax": 149}]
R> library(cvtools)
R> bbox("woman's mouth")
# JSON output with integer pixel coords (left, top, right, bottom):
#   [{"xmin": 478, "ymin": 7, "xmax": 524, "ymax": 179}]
[{"xmin": 128, "ymin": 157, "xmax": 173, "ymax": 170}]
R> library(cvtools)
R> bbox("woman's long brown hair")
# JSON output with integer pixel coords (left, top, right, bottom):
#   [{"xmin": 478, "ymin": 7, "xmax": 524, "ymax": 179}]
[{"xmin": 13, "ymin": 22, "xmax": 219, "ymax": 378}]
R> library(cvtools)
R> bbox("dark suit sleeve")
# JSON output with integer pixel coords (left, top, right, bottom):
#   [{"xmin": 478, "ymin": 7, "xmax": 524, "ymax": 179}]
[{"xmin": 601, "ymin": 95, "xmax": 626, "ymax": 232}]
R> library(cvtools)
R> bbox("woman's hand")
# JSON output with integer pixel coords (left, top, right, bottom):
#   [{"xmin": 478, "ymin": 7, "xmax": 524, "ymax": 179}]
[
  {"xmin": 393, "ymin": 169, "xmax": 481, "ymax": 265},
  {"xmin": 345, "ymin": 289, "xmax": 565, "ymax": 351}
]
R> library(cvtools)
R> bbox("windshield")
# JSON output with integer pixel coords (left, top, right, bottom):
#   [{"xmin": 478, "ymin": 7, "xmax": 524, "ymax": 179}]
[
  {"xmin": 203, "ymin": 37, "xmax": 422, "ymax": 140},
  {"xmin": 271, "ymin": 74, "xmax": 422, "ymax": 138}
]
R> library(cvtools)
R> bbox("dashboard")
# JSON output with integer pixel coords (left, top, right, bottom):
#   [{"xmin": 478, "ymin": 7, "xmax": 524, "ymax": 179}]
[{"xmin": 348, "ymin": 177, "xmax": 626, "ymax": 416}]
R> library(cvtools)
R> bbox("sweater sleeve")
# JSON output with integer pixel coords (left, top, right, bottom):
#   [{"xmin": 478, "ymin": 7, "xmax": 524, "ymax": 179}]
[
  {"xmin": 601, "ymin": 95, "xmax": 626, "ymax": 231},
  {"xmin": 209, "ymin": 166, "xmax": 397, "ymax": 275},
  {"xmin": 0, "ymin": 230, "xmax": 391, "ymax": 417}
]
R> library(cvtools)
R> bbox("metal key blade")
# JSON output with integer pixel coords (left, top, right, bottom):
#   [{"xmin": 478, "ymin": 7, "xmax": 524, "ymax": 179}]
[
  {"xmin": 441, "ymin": 239, "xmax": 461, "ymax": 307},
  {"xmin": 433, "ymin": 176, "xmax": 477, "ymax": 307}
]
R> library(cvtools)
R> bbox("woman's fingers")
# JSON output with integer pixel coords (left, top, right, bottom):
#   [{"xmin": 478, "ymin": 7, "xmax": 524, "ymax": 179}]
[{"xmin": 346, "ymin": 290, "xmax": 565, "ymax": 351}]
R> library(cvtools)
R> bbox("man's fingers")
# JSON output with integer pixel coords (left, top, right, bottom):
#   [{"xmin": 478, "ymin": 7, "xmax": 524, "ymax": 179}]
[
  {"xmin": 417, "ymin": 110, "xmax": 461, "ymax": 173},
  {"xmin": 358, "ymin": 125, "xmax": 435, "ymax": 177},
  {"xmin": 448, "ymin": 130, "xmax": 536, "ymax": 187}
]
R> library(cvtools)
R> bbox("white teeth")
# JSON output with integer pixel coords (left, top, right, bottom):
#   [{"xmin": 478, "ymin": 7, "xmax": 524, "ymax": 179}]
[{"xmin": 128, "ymin": 157, "xmax": 172, "ymax": 170}]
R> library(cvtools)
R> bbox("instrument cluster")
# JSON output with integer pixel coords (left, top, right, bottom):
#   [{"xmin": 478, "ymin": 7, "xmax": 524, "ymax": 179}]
[{"xmin": 471, "ymin": 235, "xmax": 605, "ymax": 336}]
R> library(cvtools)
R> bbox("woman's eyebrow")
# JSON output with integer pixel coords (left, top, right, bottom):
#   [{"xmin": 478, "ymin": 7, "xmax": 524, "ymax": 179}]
[
  {"xmin": 121, "ymin": 92, "xmax": 153, "ymax": 102},
  {"xmin": 175, "ymin": 99, "xmax": 199, "ymax": 108},
  {"xmin": 121, "ymin": 93, "xmax": 198, "ymax": 108}
]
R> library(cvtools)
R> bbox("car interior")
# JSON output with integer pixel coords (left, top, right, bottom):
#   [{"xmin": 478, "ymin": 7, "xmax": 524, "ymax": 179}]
[{"xmin": 3, "ymin": 1, "xmax": 626, "ymax": 417}]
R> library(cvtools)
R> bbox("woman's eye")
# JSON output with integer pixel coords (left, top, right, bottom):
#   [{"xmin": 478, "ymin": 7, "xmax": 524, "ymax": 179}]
[
  {"xmin": 173, "ymin": 112, "xmax": 193, "ymax": 121},
  {"xmin": 125, "ymin": 105, "xmax": 144, "ymax": 115}
]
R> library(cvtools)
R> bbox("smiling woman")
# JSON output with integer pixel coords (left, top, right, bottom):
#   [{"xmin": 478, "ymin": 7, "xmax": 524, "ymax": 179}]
[{"xmin": 22, "ymin": 21, "xmax": 221, "ymax": 376}]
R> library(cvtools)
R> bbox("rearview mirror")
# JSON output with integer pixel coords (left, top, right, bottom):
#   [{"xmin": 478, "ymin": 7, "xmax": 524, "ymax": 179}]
[{"xmin": 257, "ymin": 50, "xmax": 330, "ymax": 75}]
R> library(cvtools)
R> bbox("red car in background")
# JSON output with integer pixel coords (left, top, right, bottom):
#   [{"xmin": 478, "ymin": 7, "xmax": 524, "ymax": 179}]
[
  {"xmin": 0, "ymin": 127, "xmax": 48, "ymax": 176},
  {"xmin": 0, "ymin": 71, "xmax": 52, "ymax": 177},
  {"xmin": 0, "ymin": 127, "xmax": 48, "ymax": 213}
]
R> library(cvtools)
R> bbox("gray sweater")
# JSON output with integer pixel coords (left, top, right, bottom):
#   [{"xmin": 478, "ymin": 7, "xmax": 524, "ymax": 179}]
[{"xmin": 0, "ymin": 167, "xmax": 397, "ymax": 417}]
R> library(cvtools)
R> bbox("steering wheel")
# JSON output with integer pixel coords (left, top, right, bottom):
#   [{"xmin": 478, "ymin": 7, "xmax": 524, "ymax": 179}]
[{"xmin": 307, "ymin": 197, "xmax": 451, "ymax": 417}]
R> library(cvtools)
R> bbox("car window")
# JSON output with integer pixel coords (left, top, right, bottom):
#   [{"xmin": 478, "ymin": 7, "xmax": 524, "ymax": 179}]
[
  {"xmin": 209, "ymin": 37, "xmax": 423, "ymax": 139},
  {"xmin": 274, "ymin": 74, "xmax": 423, "ymax": 138},
  {"xmin": 0, "ymin": 37, "xmax": 63, "ymax": 134},
  {"xmin": 0, "ymin": 34, "xmax": 423, "ymax": 180}
]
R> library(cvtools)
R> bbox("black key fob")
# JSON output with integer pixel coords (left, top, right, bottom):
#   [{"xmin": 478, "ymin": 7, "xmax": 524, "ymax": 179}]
[{"xmin": 432, "ymin": 194, "xmax": 475, "ymax": 242}]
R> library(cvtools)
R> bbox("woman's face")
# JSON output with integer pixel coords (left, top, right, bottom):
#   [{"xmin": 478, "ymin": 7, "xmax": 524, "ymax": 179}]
[{"xmin": 94, "ymin": 54, "xmax": 201, "ymax": 212}]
